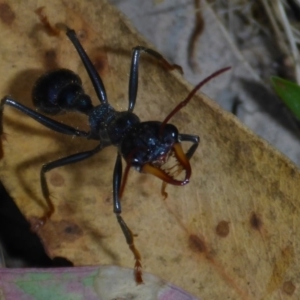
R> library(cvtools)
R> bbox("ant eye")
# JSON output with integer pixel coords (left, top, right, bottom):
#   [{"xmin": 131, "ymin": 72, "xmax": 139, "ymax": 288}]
[{"xmin": 161, "ymin": 124, "xmax": 178, "ymax": 144}]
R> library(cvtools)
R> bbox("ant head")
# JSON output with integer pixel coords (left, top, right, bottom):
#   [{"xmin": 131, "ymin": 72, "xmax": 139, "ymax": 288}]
[
  {"xmin": 138, "ymin": 123, "xmax": 191, "ymax": 186},
  {"xmin": 119, "ymin": 122, "xmax": 191, "ymax": 198},
  {"xmin": 121, "ymin": 123, "xmax": 182, "ymax": 171},
  {"xmin": 119, "ymin": 67, "xmax": 231, "ymax": 198},
  {"xmin": 144, "ymin": 67, "xmax": 231, "ymax": 188}
]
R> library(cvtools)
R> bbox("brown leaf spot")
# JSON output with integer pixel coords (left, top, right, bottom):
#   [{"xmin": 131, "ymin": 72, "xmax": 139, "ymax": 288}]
[
  {"xmin": 38, "ymin": 220, "xmax": 84, "ymax": 245},
  {"xmin": 92, "ymin": 53, "xmax": 108, "ymax": 76},
  {"xmin": 77, "ymin": 29, "xmax": 88, "ymax": 41},
  {"xmin": 282, "ymin": 280, "xmax": 296, "ymax": 295},
  {"xmin": 105, "ymin": 196, "xmax": 111, "ymax": 203},
  {"xmin": 58, "ymin": 220, "xmax": 83, "ymax": 242},
  {"xmin": 49, "ymin": 172, "xmax": 65, "ymax": 187},
  {"xmin": 0, "ymin": 2, "xmax": 15, "ymax": 25},
  {"xmin": 216, "ymin": 220, "xmax": 230, "ymax": 237},
  {"xmin": 64, "ymin": 223, "xmax": 82, "ymax": 235},
  {"xmin": 44, "ymin": 49, "xmax": 58, "ymax": 69},
  {"xmin": 189, "ymin": 234, "xmax": 206, "ymax": 253},
  {"xmin": 35, "ymin": 7, "xmax": 59, "ymax": 36},
  {"xmin": 250, "ymin": 211, "xmax": 262, "ymax": 231}
]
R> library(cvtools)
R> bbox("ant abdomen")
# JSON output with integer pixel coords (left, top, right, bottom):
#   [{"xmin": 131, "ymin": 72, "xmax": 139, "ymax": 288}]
[{"xmin": 32, "ymin": 69, "xmax": 93, "ymax": 115}]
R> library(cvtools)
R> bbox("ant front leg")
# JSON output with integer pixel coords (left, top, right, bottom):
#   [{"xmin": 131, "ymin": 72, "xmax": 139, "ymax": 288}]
[
  {"xmin": 113, "ymin": 153, "xmax": 143, "ymax": 284},
  {"xmin": 179, "ymin": 134, "xmax": 200, "ymax": 160},
  {"xmin": 36, "ymin": 143, "xmax": 105, "ymax": 230},
  {"xmin": 128, "ymin": 46, "xmax": 183, "ymax": 112},
  {"xmin": 58, "ymin": 25, "xmax": 108, "ymax": 105}
]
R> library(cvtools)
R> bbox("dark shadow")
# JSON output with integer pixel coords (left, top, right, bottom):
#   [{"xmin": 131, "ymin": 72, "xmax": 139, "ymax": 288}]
[
  {"xmin": 5, "ymin": 69, "xmax": 45, "ymax": 107},
  {"xmin": 0, "ymin": 181, "xmax": 72, "ymax": 267}
]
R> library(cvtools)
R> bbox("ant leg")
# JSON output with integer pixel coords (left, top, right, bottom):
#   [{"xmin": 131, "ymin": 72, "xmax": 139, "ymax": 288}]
[
  {"xmin": 36, "ymin": 143, "xmax": 105, "ymax": 229},
  {"xmin": 179, "ymin": 134, "xmax": 200, "ymax": 160},
  {"xmin": 0, "ymin": 96, "xmax": 89, "ymax": 138},
  {"xmin": 113, "ymin": 153, "xmax": 143, "ymax": 284},
  {"xmin": 57, "ymin": 25, "xmax": 108, "ymax": 105},
  {"xmin": 128, "ymin": 46, "xmax": 183, "ymax": 112}
]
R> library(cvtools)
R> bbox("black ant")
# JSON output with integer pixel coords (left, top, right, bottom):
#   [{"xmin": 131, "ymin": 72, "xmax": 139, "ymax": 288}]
[{"xmin": 0, "ymin": 22, "xmax": 230, "ymax": 283}]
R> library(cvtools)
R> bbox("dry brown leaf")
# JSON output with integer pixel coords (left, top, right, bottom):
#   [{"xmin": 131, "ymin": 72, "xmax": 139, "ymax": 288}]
[{"xmin": 0, "ymin": 0, "xmax": 299, "ymax": 299}]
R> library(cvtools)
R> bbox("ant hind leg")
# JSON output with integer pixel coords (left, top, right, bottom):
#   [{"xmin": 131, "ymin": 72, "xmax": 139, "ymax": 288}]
[
  {"xmin": 34, "ymin": 144, "xmax": 104, "ymax": 231},
  {"xmin": 113, "ymin": 153, "xmax": 143, "ymax": 284}
]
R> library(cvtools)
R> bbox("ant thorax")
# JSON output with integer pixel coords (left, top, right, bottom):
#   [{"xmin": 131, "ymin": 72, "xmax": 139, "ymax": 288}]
[{"xmin": 88, "ymin": 104, "xmax": 140, "ymax": 144}]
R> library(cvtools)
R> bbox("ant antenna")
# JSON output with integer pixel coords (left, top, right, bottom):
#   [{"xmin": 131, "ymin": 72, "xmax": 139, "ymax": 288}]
[{"xmin": 159, "ymin": 67, "xmax": 231, "ymax": 135}]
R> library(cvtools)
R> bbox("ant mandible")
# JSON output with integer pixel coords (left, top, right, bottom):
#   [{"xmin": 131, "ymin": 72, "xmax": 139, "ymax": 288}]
[{"xmin": 0, "ymin": 23, "xmax": 230, "ymax": 284}]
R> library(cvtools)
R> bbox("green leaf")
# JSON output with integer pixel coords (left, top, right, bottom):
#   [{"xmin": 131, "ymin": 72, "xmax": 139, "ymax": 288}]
[{"xmin": 271, "ymin": 76, "xmax": 300, "ymax": 120}]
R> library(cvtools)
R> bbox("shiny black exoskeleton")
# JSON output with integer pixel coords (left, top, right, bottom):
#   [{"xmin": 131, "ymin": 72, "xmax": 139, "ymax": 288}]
[{"xmin": 0, "ymin": 26, "xmax": 202, "ymax": 284}]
